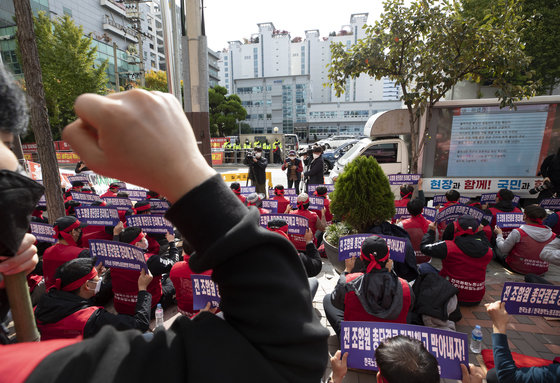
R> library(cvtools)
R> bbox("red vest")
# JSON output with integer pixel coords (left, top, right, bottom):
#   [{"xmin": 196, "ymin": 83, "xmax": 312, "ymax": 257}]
[
  {"xmin": 272, "ymin": 195, "xmax": 290, "ymax": 214},
  {"xmin": 100, "ymin": 190, "xmax": 117, "ymax": 198},
  {"xmin": 289, "ymin": 209, "xmax": 319, "ymax": 250},
  {"xmin": 235, "ymin": 193, "xmax": 246, "ymax": 204},
  {"xmin": 441, "ymin": 240, "xmax": 493, "ymax": 303},
  {"xmin": 37, "ymin": 306, "xmax": 100, "ymax": 340},
  {"xmin": 80, "ymin": 226, "xmax": 113, "ymax": 247},
  {"xmin": 394, "ymin": 198, "xmax": 410, "ymax": 208},
  {"xmin": 506, "ymin": 228, "xmax": 555, "ymax": 275},
  {"xmin": 437, "ymin": 201, "xmax": 459, "ymax": 237},
  {"xmin": 401, "ymin": 215, "xmax": 431, "ymax": 264},
  {"xmin": 111, "ymin": 253, "xmax": 162, "ymax": 315},
  {"xmin": 43, "ymin": 244, "xmax": 86, "ymax": 290},
  {"xmin": 147, "ymin": 235, "xmax": 160, "ymax": 255},
  {"xmin": 489, "ymin": 206, "xmax": 523, "ymax": 238},
  {"xmin": 170, "ymin": 260, "xmax": 212, "ymax": 317},
  {"xmin": 343, "ymin": 273, "xmax": 411, "ymax": 323}
]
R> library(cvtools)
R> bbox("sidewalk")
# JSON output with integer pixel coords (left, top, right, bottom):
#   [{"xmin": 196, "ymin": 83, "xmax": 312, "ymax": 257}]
[{"xmin": 314, "ymin": 258, "xmax": 560, "ymax": 383}]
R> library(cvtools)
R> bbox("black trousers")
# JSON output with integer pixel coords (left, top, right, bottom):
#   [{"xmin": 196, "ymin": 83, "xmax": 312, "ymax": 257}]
[
  {"xmin": 323, "ymin": 293, "xmax": 344, "ymax": 337},
  {"xmin": 287, "ymin": 179, "xmax": 300, "ymax": 193}
]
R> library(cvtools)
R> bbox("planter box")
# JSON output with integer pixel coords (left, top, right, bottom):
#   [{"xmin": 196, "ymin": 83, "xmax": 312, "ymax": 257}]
[{"xmin": 323, "ymin": 233, "xmax": 345, "ymax": 274}]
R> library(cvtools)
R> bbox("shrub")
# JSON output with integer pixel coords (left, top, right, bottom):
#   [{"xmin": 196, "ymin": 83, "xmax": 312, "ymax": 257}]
[{"xmin": 330, "ymin": 156, "xmax": 395, "ymax": 233}]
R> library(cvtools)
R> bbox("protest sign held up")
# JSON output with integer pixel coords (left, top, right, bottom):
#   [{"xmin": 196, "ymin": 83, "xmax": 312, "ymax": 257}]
[
  {"xmin": 192, "ymin": 274, "xmax": 221, "ymax": 310},
  {"xmin": 89, "ymin": 239, "xmax": 148, "ymax": 272}
]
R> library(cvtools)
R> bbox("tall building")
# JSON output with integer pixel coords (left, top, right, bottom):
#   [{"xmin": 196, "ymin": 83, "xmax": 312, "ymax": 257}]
[{"xmin": 218, "ymin": 13, "xmax": 402, "ymax": 139}]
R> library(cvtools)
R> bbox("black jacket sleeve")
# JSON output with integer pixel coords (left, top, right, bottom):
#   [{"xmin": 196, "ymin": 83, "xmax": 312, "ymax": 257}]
[
  {"xmin": 540, "ymin": 154, "xmax": 554, "ymax": 177},
  {"xmin": 78, "ymin": 249, "xmax": 91, "ymax": 258},
  {"xmin": 27, "ymin": 175, "xmax": 329, "ymax": 383},
  {"xmin": 83, "ymin": 291, "xmax": 152, "ymax": 338},
  {"xmin": 330, "ymin": 273, "xmax": 350, "ymax": 310},
  {"xmin": 299, "ymin": 243, "xmax": 322, "ymax": 277},
  {"xmin": 304, "ymin": 157, "xmax": 323, "ymax": 178},
  {"xmin": 146, "ymin": 243, "xmax": 178, "ymax": 275},
  {"xmin": 420, "ymin": 229, "xmax": 449, "ymax": 259}
]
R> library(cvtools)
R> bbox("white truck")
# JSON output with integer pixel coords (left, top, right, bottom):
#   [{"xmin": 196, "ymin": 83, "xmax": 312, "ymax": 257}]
[{"xmin": 329, "ymin": 96, "xmax": 560, "ymax": 197}]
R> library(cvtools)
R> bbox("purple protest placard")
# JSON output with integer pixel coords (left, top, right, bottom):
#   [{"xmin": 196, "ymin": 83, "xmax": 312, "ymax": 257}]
[
  {"xmin": 287, "ymin": 195, "xmax": 298, "ymax": 209},
  {"xmin": 501, "ymin": 282, "xmax": 560, "ymax": 318},
  {"xmin": 432, "ymin": 195, "xmax": 447, "ymax": 205},
  {"xmin": 192, "ymin": 274, "xmax": 221, "ymax": 310},
  {"xmin": 68, "ymin": 174, "xmax": 90, "ymax": 184},
  {"xmin": 341, "ymin": 321, "xmax": 468, "ymax": 380},
  {"xmin": 480, "ymin": 193, "xmax": 497, "ymax": 204},
  {"xmin": 308, "ymin": 196, "xmax": 324, "ymax": 211},
  {"xmin": 70, "ymin": 191, "xmax": 101, "ymax": 205},
  {"xmin": 307, "ymin": 184, "xmax": 335, "ymax": 195},
  {"xmin": 459, "ymin": 196, "xmax": 471, "ymax": 205},
  {"xmin": 102, "ymin": 197, "xmax": 133, "ymax": 210},
  {"xmin": 388, "ymin": 174, "xmax": 421, "ymax": 185},
  {"xmin": 435, "ymin": 205, "xmax": 485, "ymax": 224},
  {"xmin": 121, "ymin": 189, "xmax": 148, "ymax": 202},
  {"xmin": 268, "ymin": 188, "xmax": 297, "ymax": 197},
  {"xmin": 338, "ymin": 234, "xmax": 406, "ymax": 263},
  {"xmin": 393, "ymin": 207, "xmax": 411, "ymax": 221},
  {"xmin": 111, "ymin": 181, "xmax": 127, "ymax": 189},
  {"xmin": 259, "ymin": 214, "xmax": 309, "ymax": 235},
  {"xmin": 37, "ymin": 195, "xmax": 46, "ymax": 207},
  {"xmin": 495, "ymin": 212, "xmax": 524, "ymax": 228},
  {"xmin": 29, "ymin": 222, "xmax": 56, "ymax": 243},
  {"xmin": 512, "ymin": 195, "xmax": 520, "ymax": 206},
  {"xmin": 240, "ymin": 186, "xmax": 255, "ymax": 194},
  {"xmin": 149, "ymin": 199, "xmax": 170, "ymax": 215},
  {"xmin": 76, "ymin": 206, "xmax": 120, "ymax": 226},
  {"xmin": 262, "ymin": 199, "xmax": 278, "ymax": 213},
  {"xmin": 89, "ymin": 239, "xmax": 147, "ymax": 272},
  {"xmin": 126, "ymin": 215, "xmax": 173, "ymax": 234},
  {"xmin": 422, "ymin": 207, "xmax": 437, "ymax": 222},
  {"xmin": 540, "ymin": 198, "xmax": 560, "ymax": 210}
]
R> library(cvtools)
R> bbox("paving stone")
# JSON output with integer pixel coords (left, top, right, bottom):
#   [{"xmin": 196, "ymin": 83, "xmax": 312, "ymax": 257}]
[
  {"xmin": 473, "ymin": 311, "xmax": 491, "ymax": 321},
  {"xmin": 508, "ymin": 338, "xmax": 541, "ymax": 358},
  {"xmin": 514, "ymin": 315, "xmax": 535, "ymax": 325},
  {"xmin": 519, "ymin": 331, "xmax": 555, "ymax": 353}
]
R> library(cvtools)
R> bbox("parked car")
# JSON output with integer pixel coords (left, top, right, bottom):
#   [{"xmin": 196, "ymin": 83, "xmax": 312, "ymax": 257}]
[
  {"xmin": 322, "ymin": 140, "xmax": 358, "ymax": 174},
  {"xmin": 315, "ymin": 134, "xmax": 365, "ymax": 149}
]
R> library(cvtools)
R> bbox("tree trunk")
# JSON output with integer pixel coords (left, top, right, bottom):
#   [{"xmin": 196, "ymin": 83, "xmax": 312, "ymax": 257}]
[
  {"xmin": 407, "ymin": 106, "xmax": 418, "ymax": 174},
  {"xmin": 14, "ymin": 0, "xmax": 65, "ymax": 224}
]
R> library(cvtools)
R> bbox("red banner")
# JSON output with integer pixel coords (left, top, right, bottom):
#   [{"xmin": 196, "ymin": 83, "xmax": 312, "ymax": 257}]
[
  {"xmin": 211, "ymin": 138, "xmax": 228, "ymax": 150},
  {"xmin": 22, "ymin": 141, "xmax": 73, "ymax": 153},
  {"xmin": 211, "ymin": 152, "xmax": 223, "ymax": 165}
]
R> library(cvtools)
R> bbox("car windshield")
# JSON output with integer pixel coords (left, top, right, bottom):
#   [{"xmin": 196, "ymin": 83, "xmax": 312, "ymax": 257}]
[{"xmin": 336, "ymin": 139, "xmax": 370, "ymax": 166}]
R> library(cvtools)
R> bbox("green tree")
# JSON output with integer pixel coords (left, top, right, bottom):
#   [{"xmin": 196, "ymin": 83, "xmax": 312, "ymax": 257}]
[
  {"xmin": 330, "ymin": 156, "xmax": 395, "ymax": 233},
  {"xmin": 462, "ymin": 0, "xmax": 560, "ymax": 94},
  {"xmin": 328, "ymin": 0, "xmax": 536, "ymax": 172},
  {"xmin": 28, "ymin": 12, "xmax": 107, "ymax": 141},
  {"xmin": 209, "ymin": 85, "xmax": 247, "ymax": 137},
  {"xmin": 144, "ymin": 70, "xmax": 169, "ymax": 92}
]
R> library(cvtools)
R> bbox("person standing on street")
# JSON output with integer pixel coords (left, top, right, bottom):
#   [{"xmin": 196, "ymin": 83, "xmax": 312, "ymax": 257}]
[
  {"xmin": 282, "ymin": 150, "xmax": 303, "ymax": 192},
  {"xmin": 244, "ymin": 147, "xmax": 268, "ymax": 196},
  {"xmin": 304, "ymin": 146, "xmax": 324, "ymax": 189}
]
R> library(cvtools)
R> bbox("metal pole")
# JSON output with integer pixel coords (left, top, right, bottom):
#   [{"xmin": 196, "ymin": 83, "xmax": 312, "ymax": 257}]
[
  {"xmin": 113, "ymin": 42, "xmax": 120, "ymax": 91},
  {"xmin": 170, "ymin": 0, "xmax": 182, "ymax": 101}
]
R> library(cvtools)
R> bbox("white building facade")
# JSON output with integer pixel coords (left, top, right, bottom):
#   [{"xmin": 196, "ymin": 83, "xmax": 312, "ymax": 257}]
[{"xmin": 218, "ymin": 13, "xmax": 402, "ymax": 139}]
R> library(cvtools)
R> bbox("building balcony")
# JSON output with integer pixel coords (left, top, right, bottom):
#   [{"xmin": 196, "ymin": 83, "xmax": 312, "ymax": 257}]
[
  {"xmin": 100, "ymin": 0, "xmax": 128, "ymax": 18},
  {"xmin": 102, "ymin": 15, "xmax": 138, "ymax": 42}
]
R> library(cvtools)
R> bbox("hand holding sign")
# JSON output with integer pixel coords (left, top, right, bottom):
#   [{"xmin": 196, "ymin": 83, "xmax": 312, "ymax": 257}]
[
  {"xmin": 0, "ymin": 233, "xmax": 38, "ymax": 288},
  {"xmin": 138, "ymin": 268, "xmax": 153, "ymax": 291}
]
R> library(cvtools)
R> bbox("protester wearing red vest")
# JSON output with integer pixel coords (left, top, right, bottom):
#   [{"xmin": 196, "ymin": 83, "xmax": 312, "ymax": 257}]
[
  {"xmin": 399, "ymin": 199, "xmax": 431, "ymax": 264},
  {"xmin": 229, "ymin": 182, "xmax": 246, "ymax": 204},
  {"xmin": 99, "ymin": 182, "xmax": 120, "ymax": 198},
  {"xmin": 111, "ymin": 227, "xmax": 178, "ymax": 315},
  {"xmin": 288, "ymin": 193, "xmax": 320, "ymax": 251},
  {"xmin": 170, "ymin": 252, "xmax": 213, "ymax": 317},
  {"xmin": 42, "ymin": 216, "xmax": 89, "ymax": 290},
  {"xmin": 63, "ymin": 181, "xmax": 84, "ymax": 201},
  {"xmin": 271, "ymin": 185, "xmax": 291, "ymax": 214},
  {"xmin": 488, "ymin": 189, "xmax": 523, "ymax": 240},
  {"xmin": 394, "ymin": 184, "xmax": 414, "ymax": 208},
  {"xmin": 245, "ymin": 192, "xmax": 270, "ymax": 215},
  {"xmin": 35, "ymin": 258, "xmax": 152, "ymax": 340},
  {"xmin": 420, "ymin": 216, "xmax": 493, "ymax": 305},
  {"xmin": 495, "ymin": 205, "xmax": 560, "ymax": 275},
  {"xmin": 323, "ymin": 236, "xmax": 413, "ymax": 336},
  {"xmin": 311, "ymin": 186, "xmax": 333, "ymax": 223}
]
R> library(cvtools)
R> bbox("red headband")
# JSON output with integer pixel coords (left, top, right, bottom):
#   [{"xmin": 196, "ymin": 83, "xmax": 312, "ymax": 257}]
[
  {"xmin": 133, "ymin": 204, "xmax": 151, "ymax": 214},
  {"xmin": 54, "ymin": 267, "xmax": 97, "ymax": 292},
  {"xmin": 54, "ymin": 220, "xmax": 81, "ymax": 246},
  {"xmin": 400, "ymin": 191, "xmax": 412, "ymax": 199},
  {"xmin": 266, "ymin": 226, "xmax": 289, "ymax": 240},
  {"xmin": 232, "ymin": 186, "xmax": 241, "ymax": 194},
  {"xmin": 275, "ymin": 188, "xmax": 285, "ymax": 196},
  {"xmin": 314, "ymin": 190, "xmax": 327, "ymax": 197},
  {"xmin": 297, "ymin": 197, "xmax": 309, "ymax": 210},
  {"xmin": 453, "ymin": 221, "xmax": 477, "ymax": 239},
  {"xmin": 360, "ymin": 240, "xmax": 391, "ymax": 273},
  {"xmin": 130, "ymin": 231, "xmax": 146, "ymax": 246}
]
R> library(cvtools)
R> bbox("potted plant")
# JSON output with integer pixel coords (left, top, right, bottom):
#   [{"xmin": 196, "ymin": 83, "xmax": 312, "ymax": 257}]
[{"xmin": 323, "ymin": 155, "xmax": 395, "ymax": 273}]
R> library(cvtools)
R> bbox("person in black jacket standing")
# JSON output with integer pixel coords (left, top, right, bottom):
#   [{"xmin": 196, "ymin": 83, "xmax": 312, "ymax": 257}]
[
  {"xmin": 304, "ymin": 146, "xmax": 324, "ymax": 189},
  {"xmin": 244, "ymin": 146, "xmax": 268, "ymax": 196}
]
